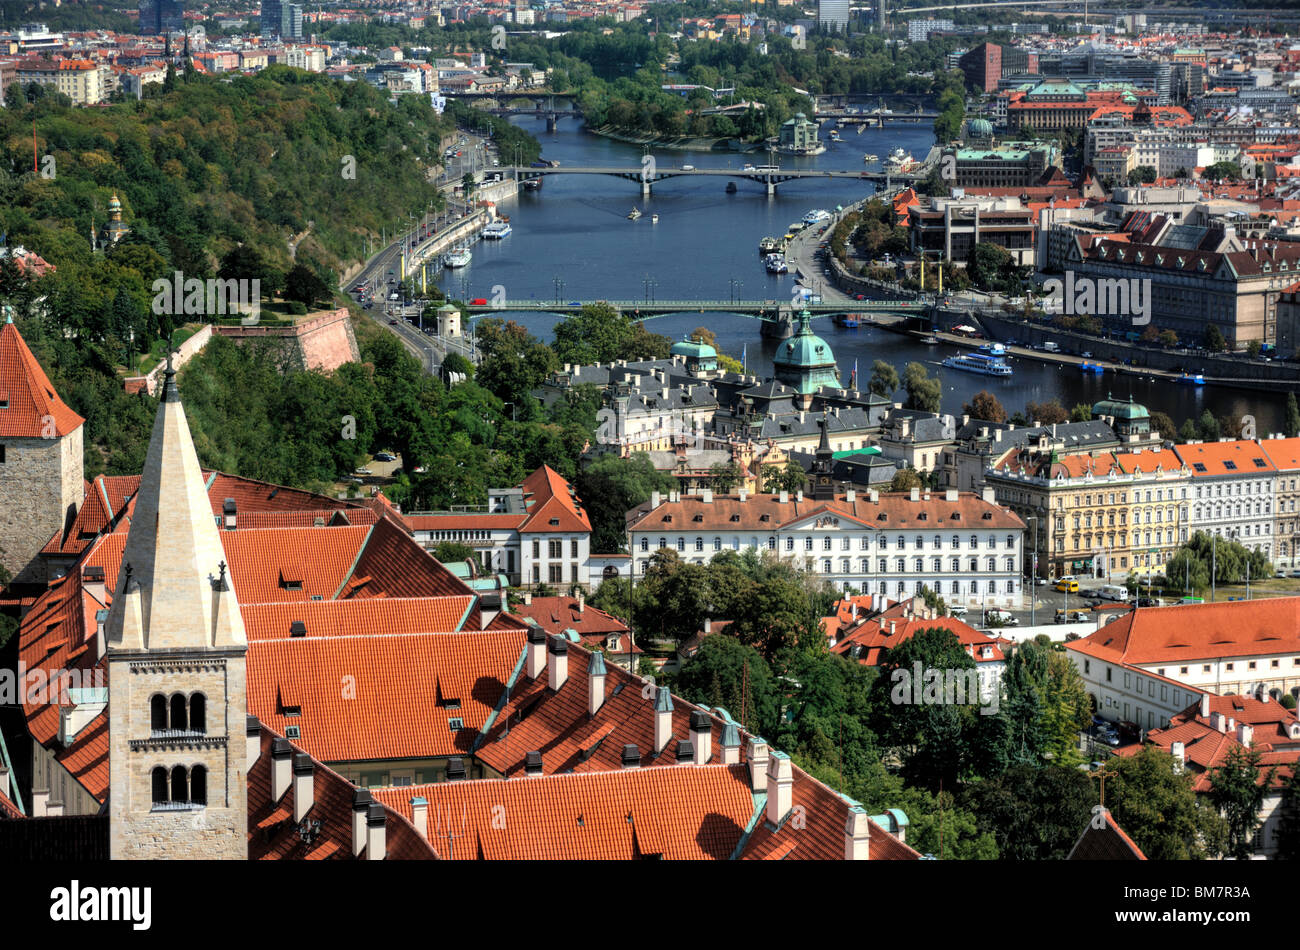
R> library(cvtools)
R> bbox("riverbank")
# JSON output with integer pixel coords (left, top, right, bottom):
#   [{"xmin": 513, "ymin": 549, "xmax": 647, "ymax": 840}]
[{"xmin": 586, "ymin": 124, "xmax": 760, "ymax": 152}]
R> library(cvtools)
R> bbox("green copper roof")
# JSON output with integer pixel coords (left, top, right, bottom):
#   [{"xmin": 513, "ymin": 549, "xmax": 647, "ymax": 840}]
[
  {"xmin": 773, "ymin": 310, "xmax": 840, "ymax": 396},
  {"xmin": 1092, "ymin": 393, "xmax": 1149, "ymax": 420},
  {"xmin": 670, "ymin": 335, "xmax": 718, "ymax": 360}
]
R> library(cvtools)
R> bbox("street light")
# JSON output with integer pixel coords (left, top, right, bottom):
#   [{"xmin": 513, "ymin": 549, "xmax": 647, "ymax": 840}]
[
  {"xmin": 728, "ymin": 277, "xmax": 743, "ymax": 304},
  {"xmin": 1027, "ymin": 515, "xmax": 1038, "ymax": 627},
  {"xmin": 553, "ymin": 276, "xmax": 565, "ymax": 305}
]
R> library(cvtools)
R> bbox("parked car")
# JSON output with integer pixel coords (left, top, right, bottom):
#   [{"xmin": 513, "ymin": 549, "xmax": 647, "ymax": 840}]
[
  {"xmin": 374, "ymin": 452, "xmax": 397, "ymax": 462},
  {"xmin": 1034, "ymin": 577, "xmax": 1048, "ymax": 586},
  {"xmin": 947, "ymin": 605, "xmax": 968, "ymax": 617},
  {"xmin": 1056, "ymin": 580, "xmax": 1080, "ymax": 593}
]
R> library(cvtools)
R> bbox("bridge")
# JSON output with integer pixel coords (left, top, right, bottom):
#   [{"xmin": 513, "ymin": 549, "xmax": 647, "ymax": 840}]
[{"xmin": 501, "ymin": 164, "xmax": 926, "ymax": 196}]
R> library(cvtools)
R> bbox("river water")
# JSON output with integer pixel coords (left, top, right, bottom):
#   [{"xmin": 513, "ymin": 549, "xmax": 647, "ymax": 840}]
[{"xmin": 432, "ymin": 114, "xmax": 1287, "ymax": 433}]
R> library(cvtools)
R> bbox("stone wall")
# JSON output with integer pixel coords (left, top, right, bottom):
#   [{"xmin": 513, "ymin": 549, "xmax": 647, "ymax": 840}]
[
  {"xmin": 213, "ymin": 308, "xmax": 360, "ymax": 374},
  {"xmin": 0, "ymin": 427, "xmax": 83, "ymax": 585},
  {"xmin": 123, "ymin": 324, "xmax": 214, "ymax": 397}
]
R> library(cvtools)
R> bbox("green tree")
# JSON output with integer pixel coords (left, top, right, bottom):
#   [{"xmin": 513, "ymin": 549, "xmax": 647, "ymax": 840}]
[
  {"xmin": 283, "ymin": 263, "xmax": 330, "ymax": 309},
  {"xmin": 1208, "ymin": 744, "xmax": 1274, "ymax": 859},
  {"xmin": 674, "ymin": 635, "xmax": 781, "ymax": 739},
  {"xmin": 761, "ymin": 459, "xmax": 807, "ymax": 493},
  {"xmin": 889, "ymin": 467, "xmax": 922, "ymax": 492},
  {"xmin": 727, "ymin": 571, "xmax": 820, "ymax": 665},
  {"xmin": 708, "ymin": 461, "xmax": 743, "ymax": 492},
  {"xmin": 1205, "ymin": 323, "xmax": 1227, "ymax": 352},
  {"xmin": 1024, "ymin": 399, "xmax": 1068, "ymax": 425},
  {"xmin": 1107, "ymin": 744, "xmax": 1228, "ymax": 859},
  {"xmin": 902, "ymin": 361, "xmax": 941, "ymax": 413},
  {"xmin": 575, "ymin": 453, "xmax": 675, "ymax": 554},
  {"xmin": 1069, "ymin": 402, "xmax": 1092, "ymax": 423},
  {"xmin": 473, "ymin": 318, "xmax": 558, "ymax": 401},
  {"xmin": 1127, "ymin": 165, "xmax": 1157, "ymax": 185},
  {"xmin": 635, "ymin": 548, "xmax": 715, "ymax": 646},
  {"xmin": 1287, "ymin": 393, "xmax": 1300, "ymax": 439},
  {"xmin": 1246, "ymin": 339, "xmax": 1262, "ymax": 358},
  {"xmin": 431, "ymin": 542, "xmax": 478, "ymax": 567},
  {"xmin": 962, "ymin": 764, "xmax": 1095, "ymax": 860},
  {"xmin": 868, "ymin": 359, "xmax": 899, "ymax": 398},
  {"xmin": 1149, "ymin": 410, "xmax": 1179, "ymax": 442}
]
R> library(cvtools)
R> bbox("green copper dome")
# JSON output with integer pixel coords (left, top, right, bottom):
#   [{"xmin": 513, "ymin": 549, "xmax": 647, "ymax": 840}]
[
  {"xmin": 670, "ymin": 335, "xmax": 718, "ymax": 360},
  {"xmin": 967, "ymin": 118, "xmax": 993, "ymax": 138},
  {"xmin": 774, "ymin": 310, "xmax": 840, "ymax": 395},
  {"xmin": 1092, "ymin": 393, "xmax": 1149, "ymax": 420}
]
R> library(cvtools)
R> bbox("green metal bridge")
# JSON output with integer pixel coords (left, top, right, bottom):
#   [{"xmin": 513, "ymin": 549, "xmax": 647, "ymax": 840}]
[{"xmin": 460, "ymin": 299, "xmax": 933, "ymax": 319}]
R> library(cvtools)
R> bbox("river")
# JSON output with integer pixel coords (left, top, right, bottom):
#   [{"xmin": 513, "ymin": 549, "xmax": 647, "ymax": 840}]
[{"xmin": 431, "ymin": 114, "xmax": 1289, "ymax": 434}]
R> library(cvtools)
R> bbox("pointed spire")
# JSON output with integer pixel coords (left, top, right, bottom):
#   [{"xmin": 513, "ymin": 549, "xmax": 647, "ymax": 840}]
[
  {"xmin": 162, "ymin": 334, "xmax": 179, "ymax": 403},
  {"xmin": 104, "ymin": 366, "xmax": 246, "ymax": 653}
]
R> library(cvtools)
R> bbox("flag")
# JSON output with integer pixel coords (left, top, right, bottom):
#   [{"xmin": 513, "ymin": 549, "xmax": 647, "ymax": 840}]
[{"xmin": 742, "ymin": 342, "xmax": 747, "ymax": 373}]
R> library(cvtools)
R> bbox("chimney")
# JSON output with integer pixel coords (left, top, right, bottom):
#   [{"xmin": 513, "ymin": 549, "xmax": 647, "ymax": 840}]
[
  {"xmin": 246, "ymin": 716, "xmax": 262, "ymax": 769},
  {"xmin": 446, "ymin": 756, "xmax": 467, "ymax": 781},
  {"xmin": 654, "ymin": 685, "xmax": 674, "ymax": 754},
  {"xmin": 1228, "ymin": 717, "xmax": 1236, "ymax": 733},
  {"xmin": 702, "ymin": 489, "xmax": 713, "ymax": 503},
  {"xmin": 621, "ymin": 743, "xmax": 640, "ymax": 769},
  {"xmin": 271, "ymin": 737, "xmax": 293, "ymax": 802},
  {"xmin": 844, "ymin": 805, "xmax": 870, "ymax": 860},
  {"xmin": 946, "ymin": 489, "xmax": 958, "ymax": 502},
  {"xmin": 765, "ymin": 751, "xmax": 793, "ymax": 827},
  {"xmin": 95, "ymin": 609, "xmax": 109, "ymax": 662},
  {"xmin": 82, "ymin": 565, "xmax": 106, "ymax": 605},
  {"xmin": 690, "ymin": 710, "xmax": 712, "ymax": 764},
  {"xmin": 410, "ymin": 796, "xmax": 428, "ymax": 839},
  {"xmin": 721, "ymin": 721, "xmax": 741, "ymax": 765},
  {"xmin": 1237, "ymin": 723, "xmax": 1253, "ymax": 746},
  {"xmin": 526, "ymin": 626, "xmax": 547, "ymax": 679},
  {"xmin": 577, "ymin": 590, "xmax": 585, "ymax": 613},
  {"xmin": 522, "ymin": 591, "xmax": 532, "ymax": 606},
  {"xmin": 738, "ymin": 489, "xmax": 747, "ymax": 503},
  {"xmin": 795, "ymin": 490, "xmax": 803, "ymax": 502},
  {"xmin": 1210, "ymin": 711, "xmax": 1226, "ymax": 733},
  {"xmin": 869, "ymin": 490, "xmax": 879, "ymax": 503},
  {"xmin": 365, "ymin": 802, "xmax": 386, "ymax": 861},
  {"xmin": 292, "ymin": 753, "xmax": 315, "ymax": 823},
  {"xmin": 1199, "ymin": 693, "xmax": 1211, "ymax": 718},
  {"xmin": 651, "ymin": 490, "xmax": 662, "ymax": 509},
  {"xmin": 846, "ymin": 489, "xmax": 856, "ymax": 502},
  {"xmin": 703, "ymin": 618, "xmax": 712, "ymax": 634},
  {"xmin": 525, "ymin": 750, "xmax": 544, "ymax": 776},
  {"xmin": 747, "ymin": 737, "xmax": 769, "ymax": 792},
  {"xmin": 909, "ymin": 487, "xmax": 920, "ymax": 502},
  {"xmin": 676, "ymin": 739, "xmax": 695, "ymax": 764},
  {"xmin": 662, "ymin": 387, "xmax": 669, "ymax": 400},
  {"xmin": 982, "ymin": 486, "xmax": 995, "ymax": 504},
  {"xmin": 779, "ymin": 490, "xmax": 789, "ymax": 504},
  {"xmin": 547, "ymin": 635, "xmax": 569, "ymax": 691},
  {"xmin": 352, "ymin": 789, "xmax": 372, "ymax": 857},
  {"xmin": 588, "ymin": 650, "xmax": 607, "ymax": 716},
  {"xmin": 223, "ymin": 497, "xmax": 237, "ymax": 529}
]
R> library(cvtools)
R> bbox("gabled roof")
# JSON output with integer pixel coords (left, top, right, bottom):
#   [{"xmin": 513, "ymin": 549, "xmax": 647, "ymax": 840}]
[
  {"xmin": 518, "ymin": 465, "xmax": 592, "ymax": 534},
  {"xmin": 0, "ymin": 319, "xmax": 83, "ymax": 438},
  {"xmin": 509, "ymin": 596, "xmax": 629, "ymax": 637},
  {"xmin": 830, "ymin": 613, "xmax": 1005, "ymax": 667},
  {"xmin": 241, "ymin": 596, "xmax": 476, "ymax": 640},
  {"xmin": 1066, "ymin": 807, "xmax": 1147, "ymax": 860},
  {"xmin": 1174, "ymin": 439, "xmax": 1276, "ymax": 477},
  {"xmin": 372, "ymin": 765, "xmax": 756, "ymax": 860},
  {"xmin": 246, "ymin": 630, "xmax": 526, "ymax": 764}
]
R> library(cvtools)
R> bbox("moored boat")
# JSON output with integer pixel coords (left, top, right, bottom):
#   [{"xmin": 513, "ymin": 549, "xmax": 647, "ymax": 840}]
[{"xmin": 941, "ymin": 353, "xmax": 1013, "ymax": 377}]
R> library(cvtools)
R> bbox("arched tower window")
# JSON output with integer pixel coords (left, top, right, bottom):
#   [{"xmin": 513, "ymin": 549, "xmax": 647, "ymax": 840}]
[
  {"xmin": 190, "ymin": 765, "xmax": 207, "ymax": 806},
  {"xmin": 151, "ymin": 695, "xmax": 167, "ymax": 732},
  {"xmin": 170, "ymin": 765, "xmax": 187, "ymax": 804},
  {"xmin": 169, "ymin": 694, "xmax": 187, "ymax": 732},
  {"xmin": 190, "ymin": 694, "xmax": 206, "ymax": 734},
  {"xmin": 151, "ymin": 766, "xmax": 168, "ymax": 805}
]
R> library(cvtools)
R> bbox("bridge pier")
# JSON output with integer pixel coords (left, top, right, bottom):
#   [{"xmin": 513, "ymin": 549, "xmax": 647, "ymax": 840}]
[
  {"xmin": 766, "ymin": 180, "xmax": 776, "ymax": 197},
  {"xmin": 642, "ymin": 180, "xmax": 652, "ymax": 198},
  {"xmin": 546, "ymin": 113, "xmax": 557, "ymax": 133}
]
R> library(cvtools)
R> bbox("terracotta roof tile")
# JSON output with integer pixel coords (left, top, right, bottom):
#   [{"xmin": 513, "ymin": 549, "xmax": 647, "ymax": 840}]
[
  {"xmin": 0, "ymin": 320, "xmax": 83, "ymax": 437},
  {"xmin": 519, "ymin": 465, "xmax": 592, "ymax": 534},
  {"xmin": 1175, "ymin": 440, "xmax": 1276, "ymax": 477},
  {"xmin": 510, "ymin": 596, "xmax": 629, "ymax": 637},
  {"xmin": 242, "ymin": 596, "xmax": 476, "ymax": 640}
]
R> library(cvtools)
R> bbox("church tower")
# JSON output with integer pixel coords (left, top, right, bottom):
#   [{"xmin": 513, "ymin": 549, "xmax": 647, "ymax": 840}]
[{"xmin": 107, "ymin": 356, "xmax": 248, "ymax": 859}]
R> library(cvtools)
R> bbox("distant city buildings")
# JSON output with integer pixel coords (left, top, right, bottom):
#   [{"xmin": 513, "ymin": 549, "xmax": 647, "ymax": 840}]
[
  {"xmin": 137, "ymin": 0, "xmax": 185, "ymax": 36},
  {"xmin": 260, "ymin": 0, "xmax": 303, "ymax": 40},
  {"xmin": 817, "ymin": 0, "xmax": 849, "ymax": 33},
  {"xmin": 907, "ymin": 19, "xmax": 954, "ymax": 43}
]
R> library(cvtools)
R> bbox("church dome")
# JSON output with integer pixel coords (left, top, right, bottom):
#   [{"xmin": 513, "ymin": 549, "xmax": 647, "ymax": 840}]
[
  {"xmin": 670, "ymin": 335, "xmax": 717, "ymax": 361},
  {"xmin": 1092, "ymin": 393, "xmax": 1149, "ymax": 420},
  {"xmin": 774, "ymin": 310, "xmax": 840, "ymax": 395}
]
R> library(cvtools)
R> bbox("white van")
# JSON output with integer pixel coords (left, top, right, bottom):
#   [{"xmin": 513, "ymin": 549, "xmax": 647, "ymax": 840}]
[
  {"xmin": 985, "ymin": 608, "xmax": 1019, "ymax": 626},
  {"xmin": 1098, "ymin": 584, "xmax": 1130, "ymax": 603},
  {"xmin": 1042, "ymin": 341, "xmax": 1061, "ymax": 353}
]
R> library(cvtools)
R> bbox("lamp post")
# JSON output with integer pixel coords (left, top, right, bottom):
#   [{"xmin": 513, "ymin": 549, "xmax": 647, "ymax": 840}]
[{"xmin": 1027, "ymin": 514, "xmax": 1038, "ymax": 627}]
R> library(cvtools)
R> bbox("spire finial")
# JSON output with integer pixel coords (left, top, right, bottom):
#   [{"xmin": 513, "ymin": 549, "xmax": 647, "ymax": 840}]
[{"xmin": 162, "ymin": 332, "xmax": 180, "ymax": 403}]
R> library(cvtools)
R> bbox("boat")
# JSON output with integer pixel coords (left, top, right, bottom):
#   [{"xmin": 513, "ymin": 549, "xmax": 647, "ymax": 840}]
[
  {"xmin": 443, "ymin": 247, "xmax": 472, "ymax": 268},
  {"xmin": 759, "ymin": 236, "xmax": 780, "ymax": 254},
  {"xmin": 787, "ymin": 221, "xmax": 805, "ymax": 233},
  {"xmin": 802, "ymin": 209, "xmax": 832, "ymax": 226},
  {"xmin": 836, "ymin": 313, "xmax": 860, "ymax": 328},
  {"xmin": 919, "ymin": 335, "xmax": 940, "ymax": 345},
  {"xmin": 1080, "ymin": 361, "xmax": 1105, "ymax": 374},
  {"xmin": 651, "ymin": 213, "xmax": 659, "ymax": 223},
  {"xmin": 863, "ymin": 153, "xmax": 878, "ymax": 163},
  {"xmin": 726, "ymin": 181, "xmax": 737, "ymax": 193},
  {"xmin": 883, "ymin": 147, "xmax": 919, "ymax": 172},
  {"xmin": 764, "ymin": 254, "xmax": 789, "ymax": 274},
  {"xmin": 941, "ymin": 353, "xmax": 1013, "ymax": 377},
  {"xmin": 627, "ymin": 206, "xmax": 642, "ymax": 220},
  {"xmin": 828, "ymin": 129, "xmax": 841, "ymax": 141},
  {"xmin": 1179, "ymin": 373, "xmax": 1205, "ymax": 385},
  {"xmin": 978, "ymin": 342, "xmax": 1006, "ymax": 357},
  {"xmin": 856, "ymin": 125, "xmax": 864, "ymax": 135},
  {"xmin": 522, "ymin": 177, "xmax": 542, "ymax": 191},
  {"xmin": 482, "ymin": 221, "xmax": 512, "ymax": 239}
]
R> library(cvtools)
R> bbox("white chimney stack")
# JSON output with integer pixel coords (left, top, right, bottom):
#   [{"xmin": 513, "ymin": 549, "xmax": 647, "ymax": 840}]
[
  {"xmin": 352, "ymin": 789, "xmax": 372, "ymax": 857},
  {"xmin": 654, "ymin": 685, "xmax": 674, "ymax": 754},
  {"xmin": 365, "ymin": 802, "xmax": 387, "ymax": 861},
  {"xmin": 1237, "ymin": 723, "xmax": 1254, "ymax": 746},
  {"xmin": 690, "ymin": 710, "xmax": 712, "ymax": 765},
  {"xmin": 526, "ymin": 627, "xmax": 547, "ymax": 679},
  {"xmin": 702, "ymin": 489, "xmax": 714, "ymax": 504},
  {"xmin": 766, "ymin": 752, "xmax": 793, "ymax": 827},
  {"xmin": 547, "ymin": 635, "xmax": 569, "ymax": 691},
  {"xmin": 1171, "ymin": 741, "xmax": 1185, "ymax": 771},
  {"xmin": 410, "ymin": 796, "xmax": 428, "ymax": 839},
  {"xmin": 747, "ymin": 737, "xmax": 769, "ymax": 792},
  {"xmin": 721, "ymin": 721, "xmax": 741, "ymax": 765},
  {"xmin": 292, "ymin": 753, "xmax": 315, "ymax": 823},
  {"xmin": 844, "ymin": 805, "xmax": 871, "ymax": 860},
  {"xmin": 271, "ymin": 738, "xmax": 293, "ymax": 802},
  {"xmin": 246, "ymin": 716, "xmax": 262, "ymax": 770},
  {"xmin": 588, "ymin": 650, "xmax": 607, "ymax": 716},
  {"xmin": 1200, "ymin": 693, "xmax": 1211, "ymax": 718}
]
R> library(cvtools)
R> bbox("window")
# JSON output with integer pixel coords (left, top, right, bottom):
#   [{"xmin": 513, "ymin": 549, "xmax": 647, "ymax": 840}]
[
  {"xmin": 695, "ymin": 537, "xmax": 704, "ymax": 552},
  {"xmin": 549, "ymin": 540, "xmax": 562, "ymax": 558},
  {"xmin": 805, "ymin": 538, "xmax": 814, "ymax": 551},
  {"xmin": 785, "ymin": 538, "xmax": 794, "ymax": 551},
  {"xmin": 640, "ymin": 538, "xmax": 648, "ymax": 552},
  {"xmin": 549, "ymin": 564, "xmax": 562, "ymax": 583},
  {"xmin": 824, "ymin": 537, "xmax": 832, "ymax": 551},
  {"xmin": 713, "ymin": 537, "xmax": 721, "ymax": 551},
  {"xmin": 532, "ymin": 540, "xmax": 540, "ymax": 559},
  {"xmin": 571, "ymin": 540, "xmax": 579, "ymax": 558}
]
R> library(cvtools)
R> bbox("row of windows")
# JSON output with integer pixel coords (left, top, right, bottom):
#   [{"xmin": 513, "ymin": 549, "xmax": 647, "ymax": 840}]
[
  {"xmin": 638, "ymin": 534, "xmax": 1016, "ymax": 553},
  {"xmin": 151, "ymin": 765, "xmax": 207, "ymax": 808},
  {"xmin": 855, "ymin": 579, "xmax": 1015, "ymax": 595},
  {"xmin": 809, "ymin": 556, "xmax": 1018, "ymax": 574},
  {"xmin": 532, "ymin": 540, "xmax": 582, "ymax": 559},
  {"xmin": 151, "ymin": 693, "xmax": 205, "ymax": 735}
]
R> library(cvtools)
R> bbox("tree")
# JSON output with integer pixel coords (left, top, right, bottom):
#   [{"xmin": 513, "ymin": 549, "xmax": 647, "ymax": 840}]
[
  {"xmin": 431, "ymin": 541, "xmax": 478, "ymax": 567},
  {"xmin": 552, "ymin": 303, "xmax": 669, "ymax": 365},
  {"xmin": 963, "ymin": 390, "xmax": 1006, "ymax": 423},
  {"xmin": 1208, "ymin": 744, "xmax": 1274, "ymax": 860},
  {"xmin": 1275, "ymin": 767, "xmax": 1300, "ymax": 860},
  {"xmin": 473, "ymin": 318, "xmax": 558, "ymax": 401},
  {"xmin": 902, "ymin": 362, "xmax": 941, "ymax": 414},
  {"xmin": 1287, "ymin": 393, "xmax": 1300, "ymax": 439},
  {"xmin": 966, "ymin": 242, "xmax": 1013, "ymax": 292},
  {"xmin": 1178, "ymin": 418, "xmax": 1199, "ymax": 443},
  {"xmin": 1246, "ymin": 339, "xmax": 1262, "ymax": 359},
  {"xmin": 1069, "ymin": 403, "xmax": 1092, "ymax": 423},
  {"xmin": 575, "ymin": 452, "xmax": 675, "ymax": 554},
  {"xmin": 1149, "ymin": 410, "xmax": 1178, "ymax": 442},
  {"xmin": 1158, "ymin": 329, "xmax": 1179, "ymax": 347},
  {"xmin": 674, "ymin": 635, "xmax": 781, "ymax": 739},
  {"xmin": 761, "ymin": 459, "xmax": 806, "ymax": 493},
  {"xmin": 728, "ymin": 572, "xmax": 820, "ymax": 665},
  {"xmin": 1205, "ymin": 323, "xmax": 1226, "ymax": 352},
  {"xmin": 1203, "ymin": 161, "xmax": 1241, "ymax": 181},
  {"xmin": 1127, "ymin": 165, "xmax": 1157, "ymax": 185},
  {"xmin": 634, "ymin": 549, "xmax": 716, "ymax": 646},
  {"xmin": 441, "ymin": 352, "xmax": 474, "ymax": 381},
  {"xmin": 889, "ymin": 467, "xmax": 922, "ymax": 492},
  {"xmin": 1024, "ymin": 399, "xmax": 1068, "ymax": 425},
  {"xmin": 1107, "ymin": 744, "xmax": 1227, "ymax": 859},
  {"xmin": 708, "ymin": 461, "xmax": 743, "ymax": 492},
  {"xmin": 962, "ymin": 764, "xmax": 1095, "ymax": 860},
  {"xmin": 868, "ymin": 359, "xmax": 899, "ymax": 398},
  {"xmin": 283, "ymin": 263, "xmax": 330, "ymax": 309}
]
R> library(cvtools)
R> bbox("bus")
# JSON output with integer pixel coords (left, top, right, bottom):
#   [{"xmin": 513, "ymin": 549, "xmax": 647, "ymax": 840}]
[{"xmin": 754, "ymin": 165, "xmax": 780, "ymax": 173}]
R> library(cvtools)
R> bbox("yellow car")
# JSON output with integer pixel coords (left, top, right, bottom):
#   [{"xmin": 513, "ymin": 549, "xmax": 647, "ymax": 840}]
[{"xmin": 1056, "ymin": 580, "xmax": 1079, "ymax": 594}]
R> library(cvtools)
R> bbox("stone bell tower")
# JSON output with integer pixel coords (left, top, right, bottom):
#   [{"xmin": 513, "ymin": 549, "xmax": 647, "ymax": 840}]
[{"xmin": 106, "ymin": 355, "xmax": 248, "ymax": 859}]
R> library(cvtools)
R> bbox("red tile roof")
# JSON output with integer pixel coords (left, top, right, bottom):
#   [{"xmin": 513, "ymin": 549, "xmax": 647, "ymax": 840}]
[
  {"xmin": 372, "ymin": 765, "xmax": 756, "ymax": 860},
  {"xmin": 519, "ymin": 465, "xmax": 592, "ymax": 534},
  {"xmin": 241, "ymin": 596, "xmax": 475, "ymax": 640},
  {"xmin": 1066, "ymin": 808, "xmax": 1147, "ymax": 859},
  {"xmin": 0, "ymin": 320, "xmax": 83, "ymax": 437},
  {"xmin": 510, "ymin": 596, "xmax": 629, "ymax": 636},
  {"xmin": 829, "ymin": 614, "xmax": 1005, "ymax": 666},
  {"xmin": 1261, "ymin": 437, "xmax": 1300, "ymax": 473},
  {"xmin": 1067, "ymin": 597, "xmax": 1300, "ymax": 666},
  {"xmin": 246, "ymin": 630, "xmax": 526, "ymax": 764},
  {"xmin": 1174, "ymin": 439, "xmax": 1277, "ymax": 477}
]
